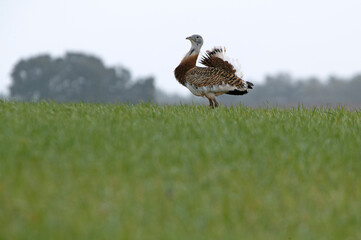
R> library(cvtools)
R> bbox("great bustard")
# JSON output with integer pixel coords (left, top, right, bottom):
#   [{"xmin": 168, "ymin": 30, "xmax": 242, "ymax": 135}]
[{"xmin": 174, "ymin": 34, "xmax": 253, "ymax": 108}]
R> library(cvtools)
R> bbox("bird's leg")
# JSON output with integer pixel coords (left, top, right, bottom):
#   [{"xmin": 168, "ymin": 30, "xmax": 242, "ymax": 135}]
[
  {"xmin": 207, "ymin": 98, "xmax": 214, "ymax": 108},
  {"xmin": 213, "ymin": 98, "xmax": 219, "ymax": 108}
]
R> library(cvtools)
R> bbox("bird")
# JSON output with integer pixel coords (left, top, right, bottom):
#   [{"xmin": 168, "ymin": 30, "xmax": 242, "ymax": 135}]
[{"xmin": 174, "ymin": 34, "xmax": 253, "ymax": 108}]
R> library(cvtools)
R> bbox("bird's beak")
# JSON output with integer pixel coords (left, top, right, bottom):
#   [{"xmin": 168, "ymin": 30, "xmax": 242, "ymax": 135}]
[{"xmin": 186, "ymin": 36, "xmax": 192, "ymax": 40}]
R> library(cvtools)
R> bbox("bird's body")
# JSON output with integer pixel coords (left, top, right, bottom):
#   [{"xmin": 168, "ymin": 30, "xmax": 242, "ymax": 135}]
[{"xmin": 174, "ymin": 34, "xmax": 253, "ymax": 107}]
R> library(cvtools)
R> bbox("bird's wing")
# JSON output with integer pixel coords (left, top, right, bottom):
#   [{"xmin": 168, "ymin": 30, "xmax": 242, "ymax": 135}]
[
  {"xmin": 185, "ymin": 67, "xmax": 248, "ymax": 90},
  {"xmin": 200, "ymin": 47, "xmax": 243, "ymax": 79}
]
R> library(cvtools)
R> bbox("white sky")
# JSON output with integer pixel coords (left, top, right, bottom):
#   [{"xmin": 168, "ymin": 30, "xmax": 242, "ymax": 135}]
[{"xmin": 1, "ymin": 0, "xmax": 361, "ymax": 96}]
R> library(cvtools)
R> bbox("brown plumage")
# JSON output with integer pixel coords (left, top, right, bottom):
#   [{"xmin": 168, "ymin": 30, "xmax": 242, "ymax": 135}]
[
  {"xmin": 174, "ymin": 34, "xmax": 253, "ymax": 108},
  {"xmin": 200, "ymin": 48, "xmax": 237, "ymax": 75},
  {"xmin": 174, "ymin": 54, "xmax": 198, "ymax": 86}
]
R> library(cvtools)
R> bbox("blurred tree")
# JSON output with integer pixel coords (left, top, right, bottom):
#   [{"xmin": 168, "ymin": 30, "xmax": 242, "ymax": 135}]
[
  {"xmin": 125, "ymin": 77, "xmax": 155, "ymax": 103},
  {"xmin": 219, "ymin": 73, "xmax": 361, "ymax": 107},
  {"xmin": 348, "ymin": 74, "xmax": 361, "ymax": 104},
  {"xmin": 10, "ymin": 52, "xmax": 155, "ymax": 103},
  {"xmin": 10, "ymin": 55, "xmax": 52, "ymax": 101}
]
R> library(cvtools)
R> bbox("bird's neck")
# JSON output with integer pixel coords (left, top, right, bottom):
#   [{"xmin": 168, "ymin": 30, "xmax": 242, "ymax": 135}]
[
  {"xmin": 187, "ymin": 44, "xmax": 201, "ymax": 57},
  {"xmin": 174, "ymin": 45, "xmax": 201, "ymax": 85}
]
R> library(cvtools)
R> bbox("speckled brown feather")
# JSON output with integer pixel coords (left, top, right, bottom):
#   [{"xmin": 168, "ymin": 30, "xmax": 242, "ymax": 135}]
[
  {"xmin": 200, "ymin": 48, "xmax": 237, "ymax": 75},
  {"xmin": 185, "ymin": 67, "xmax": 247, "ymax": 89}
]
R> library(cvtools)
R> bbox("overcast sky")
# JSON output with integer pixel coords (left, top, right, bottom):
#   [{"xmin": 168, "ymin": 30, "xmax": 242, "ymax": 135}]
[{"xmin": 1, "ymin": 0, "xmax": 360, "ymax": 95}]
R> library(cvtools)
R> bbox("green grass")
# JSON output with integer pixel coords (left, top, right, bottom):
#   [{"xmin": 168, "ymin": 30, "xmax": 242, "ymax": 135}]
[{"xmin": 0, "ymin": 101, "xmax": 360, "ymax": 240}]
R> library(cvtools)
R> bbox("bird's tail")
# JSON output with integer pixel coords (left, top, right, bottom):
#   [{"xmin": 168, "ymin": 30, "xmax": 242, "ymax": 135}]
[
  {"xmin": 226, "ymin": 81, "xmax": 254, "ymax": 95},
  {"xmin": 246, "ymin": 81, "xmax": 254, "ymax": 89}
]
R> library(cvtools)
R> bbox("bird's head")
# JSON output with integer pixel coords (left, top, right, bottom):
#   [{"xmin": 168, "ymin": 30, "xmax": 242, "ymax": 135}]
[{"xmin": 186, "ymin": 34, "xmax": 203, "ymax": 48}]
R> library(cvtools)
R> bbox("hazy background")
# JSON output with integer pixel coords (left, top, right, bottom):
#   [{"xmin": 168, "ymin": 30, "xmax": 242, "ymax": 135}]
[{"xmin": 1, "ymin": 0, "xmax": 361, "ymax": 100}]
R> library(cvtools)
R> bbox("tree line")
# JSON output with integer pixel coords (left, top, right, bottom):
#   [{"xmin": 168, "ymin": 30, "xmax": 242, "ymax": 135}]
[
  {"xmin": 10, "ymin": 52, "xmax": 154, "ymax": 103},
  {"xmin": 9, "ymin": 52, "xmax": 361, "ymax": 107},
  {"xmin": 215, "ymin": 73, "xmax": 361, "ymax": 107}
]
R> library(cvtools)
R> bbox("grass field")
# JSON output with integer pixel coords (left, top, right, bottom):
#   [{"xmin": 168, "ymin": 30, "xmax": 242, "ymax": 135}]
[{"xmin": 0, "ymin": 101, "xmax": 360, "ymax": 239}]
